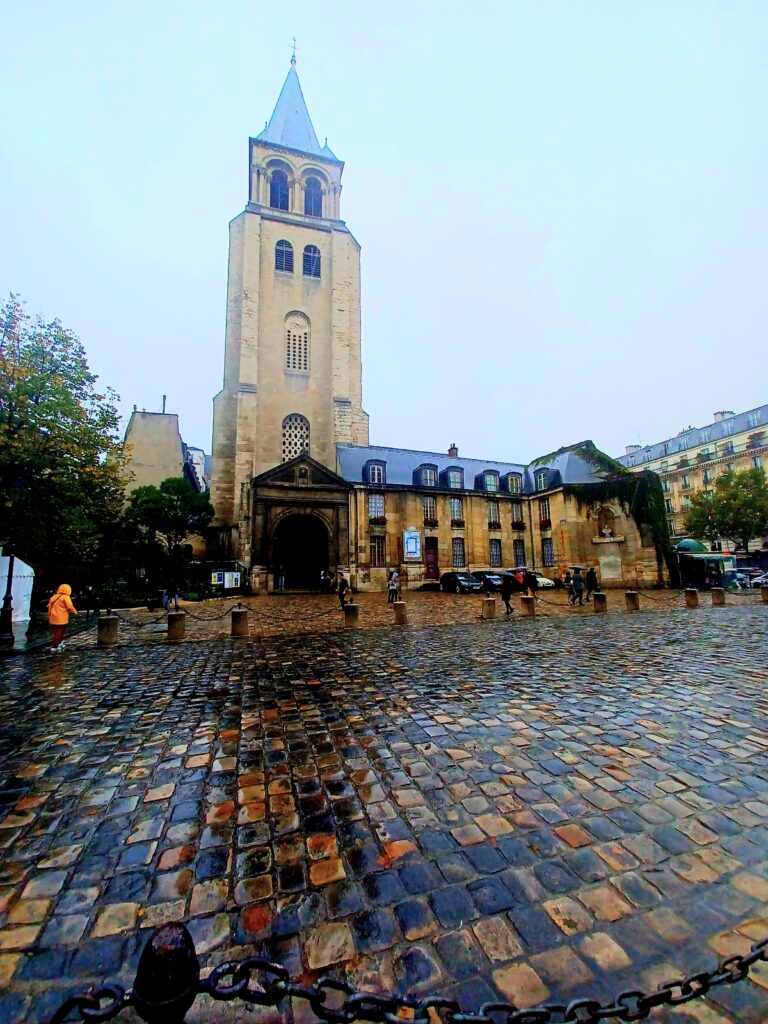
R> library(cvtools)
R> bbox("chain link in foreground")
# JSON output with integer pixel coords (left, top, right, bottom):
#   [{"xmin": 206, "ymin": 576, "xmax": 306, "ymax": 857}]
[{"xmin": 48, "ymin": 923, "xmax": 768, "ymax": 1024}]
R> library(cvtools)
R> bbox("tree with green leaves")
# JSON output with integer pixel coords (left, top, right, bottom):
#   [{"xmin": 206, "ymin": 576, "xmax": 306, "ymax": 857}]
[
  {"xmin": 122, "ymin": 477, "xmax": 214, "ymax": 559},
  {"xmin": 0, "ymin": 294, "xmax": 126, "ymax": 590},
  {"xmin": 686, "ymin": 467, "xmax": 768, "ymax": 553}
]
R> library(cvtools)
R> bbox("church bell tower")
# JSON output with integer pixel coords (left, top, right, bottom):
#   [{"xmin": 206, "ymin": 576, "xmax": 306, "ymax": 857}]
[{"xmin": 210, "ymin": 57, "xmax": 369, "ymax": 558}]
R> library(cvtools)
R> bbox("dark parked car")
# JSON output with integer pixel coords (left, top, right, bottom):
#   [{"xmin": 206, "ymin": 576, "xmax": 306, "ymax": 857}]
[
  {"xmin": 439, "ymin": 571, "xmax": 484, "ymax": 594},
  {"xmin": 471, "ymin": 571, "xmax": 504, "ymax": 592}
]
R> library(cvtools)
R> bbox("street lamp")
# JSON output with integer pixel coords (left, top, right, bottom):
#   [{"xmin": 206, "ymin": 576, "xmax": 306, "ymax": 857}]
[{"xmin": 0, "ymin": 541, "xmax": 16, "ymax": 646}]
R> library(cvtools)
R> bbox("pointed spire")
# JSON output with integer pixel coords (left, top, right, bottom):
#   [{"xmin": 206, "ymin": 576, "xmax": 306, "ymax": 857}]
[{"xmin": 256, "ymin": 59, "xmax": 328, "ymax": 158}]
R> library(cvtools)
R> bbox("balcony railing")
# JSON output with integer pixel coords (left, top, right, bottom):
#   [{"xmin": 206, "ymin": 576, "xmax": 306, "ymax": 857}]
[
  {"xmin": 450, "ymin": 518, "xmax": 465, "ymax": 528},
  {"xmin": 511, "ymin": 520, "xmax": 526, "ymax": 531},
  {"xmin": 368, "ymin": 515, "xmax": 386, "ymax": 526},
  {"xmin": 423, "ymin": 517, "xmax": 439, "ymax": 528},
  {"xmin": 488, "ymin": 520, "xmax": 502, "ymax": 530},
  {"xmin": 539, "ymin": 518, "xmax": 552, "ymax": 530}
]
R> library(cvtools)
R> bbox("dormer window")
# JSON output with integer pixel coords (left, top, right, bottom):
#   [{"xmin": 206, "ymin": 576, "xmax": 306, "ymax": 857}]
[
  {"xmin": 418, "ymin": 465, "xmax": 437, "ymax": 487},
  {"xmin": 445, "ymin": 468, "xmax": 463, "ymax": 489},
  {"xmin": 484, "ymin": 472, "xmax": 499, "ymax": 493},
  {"xmin": 535, "ymin": 470, "xmax": 549, "ymax": 491},
  {"xmin": 364, "ymin": 460, "xmax": 386, "ymax": 485},
  {"xmin": 508, "ymin": 473, "xmax": 522, "ymax": 494}
]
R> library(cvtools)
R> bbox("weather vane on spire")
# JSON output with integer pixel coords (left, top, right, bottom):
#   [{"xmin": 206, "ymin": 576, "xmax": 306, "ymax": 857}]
[{"xmin": 291, "ymin": 37, "xmax": 298, "ymax": 66}]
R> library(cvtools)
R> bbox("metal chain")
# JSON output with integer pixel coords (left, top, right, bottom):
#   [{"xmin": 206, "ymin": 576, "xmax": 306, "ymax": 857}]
[{"xmin": 48, "ymin": 936, "xmax": 768, "ymax": 1024}]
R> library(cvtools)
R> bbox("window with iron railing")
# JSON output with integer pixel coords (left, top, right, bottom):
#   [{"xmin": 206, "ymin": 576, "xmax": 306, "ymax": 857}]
[
  {"xmin": 542, "ymin": 537, "xmax": 555, "ymax": 567},
  {"xmin": 489, "ymin": 539, "xmax": 502, "ymax": 567},
  {"xmin": 370, "ymin": 535, "xmax": 386, "ymax": 567},
  {"xmin": 452, "ymin": 538, "xmax": 466, "ymax": 567}
]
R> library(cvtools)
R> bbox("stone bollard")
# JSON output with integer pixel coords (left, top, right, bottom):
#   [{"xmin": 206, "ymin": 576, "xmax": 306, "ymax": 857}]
[
  {"xmin": 343, "ymin": 603, "xmax": 359, "ymax": 628},
  {"xmin": 393, "ymin": 601, "xmax": 408, "ymax": 625},
  {"xmin": 593, "ymin": 592, "xmax": 607, "ymax": 614},
  {"xmin": 685, "ymin": 588, "xmax": 699, "ymax": 609},
  {"xmin": 482, "ymin": 598, "xmax": 496, "ymax": 620},
  {"xmin": 520, "ymin": 595, "xmax": 536, "ymax": 617},
  {"xmin": 762, "ymin": 586, "xmax": 768, "ymax": 604},
  {"xmin": 625, "ymin": 590, "xmax": 640, "ymax": 612},
  {"xmin": 231, "ymin": 607, "xmax": 249, "ymax": 637},
  {"xmin": 167, "ymin": 611, "xmax": 187, "ymax": 641},
  {"xmin": 97, "ymin": 615, "xmax": 119, "ymax": 646},
  {"xmin": 711, "ymin": 587, "xmax": 726, "ymax": 607}
]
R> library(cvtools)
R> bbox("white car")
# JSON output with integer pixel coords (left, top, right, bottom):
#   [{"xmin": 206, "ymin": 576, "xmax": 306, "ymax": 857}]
[{"xmin": 534, "ymin": 573, "xmax": 556, "ymax": 588}]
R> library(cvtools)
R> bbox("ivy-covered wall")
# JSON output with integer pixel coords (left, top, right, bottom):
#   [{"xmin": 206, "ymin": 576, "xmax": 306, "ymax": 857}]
[{"xmin": 563, "ymin": 468, "xmax": 679, "ymax": 586}]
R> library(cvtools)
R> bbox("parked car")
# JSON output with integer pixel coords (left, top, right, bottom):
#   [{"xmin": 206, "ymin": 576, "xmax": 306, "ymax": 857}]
[
  {"xmin": 501, "ymin": 568, "xmax": 556, "ymax": 590},
  {"xmin": 534, "ymin": 573, "xmax": 556, "ymax": 589},
  {"xmin": 439, "ymin": 571, "xmax": 484, "ymax": 594},
  {"xmin": 471, "ymin": 571, "xmax": 504, "ymax": 592}
]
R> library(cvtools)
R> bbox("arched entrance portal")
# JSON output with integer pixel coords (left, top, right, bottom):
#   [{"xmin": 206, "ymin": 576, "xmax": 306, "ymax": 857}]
[{"xmin": 272, "ymin": 515, "xmax": 330, "ymax": 589}]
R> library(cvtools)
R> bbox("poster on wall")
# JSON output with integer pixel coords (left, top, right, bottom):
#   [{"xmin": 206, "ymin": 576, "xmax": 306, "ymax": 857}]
[
  {"xmin": 211, "ymin": 571, "xmax": 224, "ymax": 585},
  {"xmin": 224, "ymin": 571, "xmax": 241, "ymax": 589},
  {"xmin": 403, "ymin": 529, "xmax": 421, "ymax": 560}
]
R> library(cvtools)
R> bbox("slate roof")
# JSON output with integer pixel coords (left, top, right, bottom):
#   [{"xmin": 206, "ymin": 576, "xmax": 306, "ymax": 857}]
[
  {"xmin": 255, "ymin": 61, "xmax": 337, "ymax": 159},
  {"xmin": 616, "ymin": 403, "xmax": 768, "ymax": 467},
  {"xmin": 336, "ymin": 442, "xmax": 615, "ymax": 493}
]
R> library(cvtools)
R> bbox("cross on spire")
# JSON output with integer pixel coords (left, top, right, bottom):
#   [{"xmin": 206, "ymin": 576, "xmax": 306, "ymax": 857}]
[{"xmin": 291, "ymin": 37, "xmax": 298, "ymax": 66}]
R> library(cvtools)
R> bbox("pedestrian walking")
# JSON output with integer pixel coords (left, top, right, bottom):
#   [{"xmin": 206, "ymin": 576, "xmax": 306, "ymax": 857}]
[
  {"xmin": 162, "ymin": 577, "xmax": 180, "ymax": 612},
  {"xmin": 569, "ymin": 568, "xmax": 585, "ymax": 606},
  {"xmin": 277, "ymin": 565, "xmax": 286, "ymax": 591},
  {"xmin": 47, "ymin": 584, "xmax": 78, "ymax": 652},
  {"xmin": 523, "ymin": 569, "xmax": 539, "ymax": 599},
  {"xmin": 387, "ymin": 569, "xmax": 399, "ymax": 604},
  {"xmin": 562, "ymin": 569, "xmax": 574, "ymax": 604},
  {"xmin": 585, "ymin": 566, "xmax": 599, "ymax": 602},
  {"xmin": 337, "ymin": 572, "xmax": 350, "ymax": 609},
  {"xmin": 500, "ymin": 573, "xmax": 514, "ymax": 615}
]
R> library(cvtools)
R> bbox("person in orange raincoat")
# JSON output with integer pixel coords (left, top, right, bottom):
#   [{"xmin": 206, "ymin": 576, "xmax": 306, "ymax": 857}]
[{"xmin": 47, "ymin": 584, "xmax": 78, "ymax": 651}]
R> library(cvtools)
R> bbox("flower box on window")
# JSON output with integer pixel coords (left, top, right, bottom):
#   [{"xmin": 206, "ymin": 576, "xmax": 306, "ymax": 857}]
[
  {"xmin": 696, "ymin": 451, "xmax": 709, "ymax": 464},
  {"xmin": 423, "ymin": 517, "xmax": 439, "ymax": 528},
  {"xmin": 450, "ymin": 518, "xmax": 465, "ymax": 528},
  {"xmin": 368, "ymin": 515, "xmax": 387, "ymax": 526},
  {"xmin": 539, "ymin": 517, "xmax": 552, "ymax": 530},
  {"xmin": 488, "ymin": 520, "xmax": 502, "ymax": 531},
  {"xmin": 677, "ymin": 457, "xmax": 690, "ymax": 469},
  {"xmin": 511, "ymin": 519, "xmax": 526, "ymax": 531}
]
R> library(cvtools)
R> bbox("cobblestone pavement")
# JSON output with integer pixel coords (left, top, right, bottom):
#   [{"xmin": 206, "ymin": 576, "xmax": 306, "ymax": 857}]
[
  {"xmin": 0, "ymin": 603, "xmax": 767, "ymax": 1023},
  {"xmin": 50, "ymin": 587, "xmax": 765, "ymax": 648}
]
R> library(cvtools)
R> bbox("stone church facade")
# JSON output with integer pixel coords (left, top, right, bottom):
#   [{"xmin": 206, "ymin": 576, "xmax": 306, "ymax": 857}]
[{"xmin": 210, "ymin": 61, "xmax": 666, "ymax": 590}]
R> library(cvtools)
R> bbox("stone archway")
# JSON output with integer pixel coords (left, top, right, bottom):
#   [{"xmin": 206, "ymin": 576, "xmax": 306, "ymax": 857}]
[{"xmin": 272, "ymin": 514, "xmax": 330, "ymax": 589}]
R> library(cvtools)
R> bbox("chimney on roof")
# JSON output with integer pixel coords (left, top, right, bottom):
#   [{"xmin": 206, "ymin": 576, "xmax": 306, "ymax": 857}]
[
  {"xmin": 713, "ymin": 410, "xmax": 735, "ymax": 422},
  {"xmin": 162, "ymin": 394, "xmax": 167, "ymax": 414},
  {"xmin": 448, "ymin": 443, "xmax": 458, "ymax": 458},
  {"xmin": 625, "ymin": 444, "xmax": 641, "ymax": 455}
]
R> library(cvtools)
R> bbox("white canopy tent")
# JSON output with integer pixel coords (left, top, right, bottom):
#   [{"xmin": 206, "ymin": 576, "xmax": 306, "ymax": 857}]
[{"xmin": 0, "ymin": 554, "xmax": 35, "ymax": 623}]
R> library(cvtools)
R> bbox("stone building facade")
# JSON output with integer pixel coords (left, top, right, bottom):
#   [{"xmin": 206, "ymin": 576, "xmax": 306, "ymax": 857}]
[
  {"xmin": 210, "ymin": 61, "xmax": 666, "ymax": 590},
  {"xmin": 209, "ymin": 56, "xmax": 368, "ymax": 566},
  {"xmin": 619, "ymin": 404, "xmax": 768, "ymax": 550},
  {"xmin": 123, "ymin": 409, "xmax": 205, "ymax": 495}
]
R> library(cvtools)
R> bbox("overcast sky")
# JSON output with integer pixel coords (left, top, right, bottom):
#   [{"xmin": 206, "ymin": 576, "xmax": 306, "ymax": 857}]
[{"xmin": 2, "ymin": 0, "xmax": 766, "ymax": 463}]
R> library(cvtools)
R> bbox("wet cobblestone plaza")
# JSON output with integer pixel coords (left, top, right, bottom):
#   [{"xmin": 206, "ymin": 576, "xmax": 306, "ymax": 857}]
[{"xmin": 0, "ymin": 597, "xmax": 767, "ymax": 1022}]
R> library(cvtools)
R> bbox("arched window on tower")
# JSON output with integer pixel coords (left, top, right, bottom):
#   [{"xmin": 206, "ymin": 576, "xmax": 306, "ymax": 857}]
[
  {"xmin": 303, "ymin": 245, "xmax": 321, "ymax": 278},
  {"xmin": 270, "ymin": 170, "xmax": 289, "ymax": 210},
  {"xmin": 275, "ymin": 240, "xmax": 294, "ymax": 273},
  {"xmin": 304, "ymin": 176, "xmax": 322, "ymax": 217},
  {"xmin": 285, "ymin": 312, "xmax": 310, "ymax": 373},
  {"xmin": 282, "ymin": 414, "xmax": 310, "ymax": 462}
]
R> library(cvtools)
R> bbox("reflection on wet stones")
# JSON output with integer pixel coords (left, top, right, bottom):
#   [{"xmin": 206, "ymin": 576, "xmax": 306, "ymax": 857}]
[{"xmin": 0, "ymin": 606, "xmax": 767, "ymax": 1022}]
